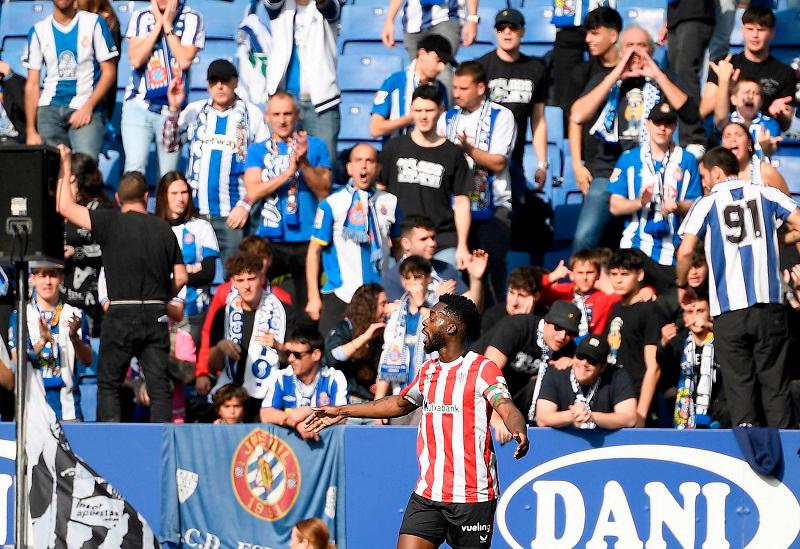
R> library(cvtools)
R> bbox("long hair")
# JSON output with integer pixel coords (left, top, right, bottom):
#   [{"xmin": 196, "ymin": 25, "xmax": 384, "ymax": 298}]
[
  {"xmin": 344, "ymin": 283, "xmax": 384, "ymax": 361},
  {"xmin": 72, "ymin": 153, "xmax": 112, "ymax": 207},
  {"xmin": 77, "ymin": 0, "xmax": 120, "ymax": 37},
  {"xmin": 294, "ymin": 518, "xmax": 334, "ymax": 549},
  {"xmin": 154, "ymin": 171, "xmax": 197, "ymax": 223}
]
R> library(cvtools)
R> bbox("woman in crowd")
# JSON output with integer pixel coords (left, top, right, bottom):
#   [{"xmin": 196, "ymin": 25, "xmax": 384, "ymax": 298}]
[
  {"xmin": 720, "ymin": 121, "xmax": 790, "ymax": 194},
  {"xmin": 63, "ymin": 153, "xmax": 114, "ymax": 334},
  {"xmin": 323, "ymin": 283, "xmax": 388, "ymax": 407},
  {"xmin": 154, "ymin": 171, "xmax": 220, "ymax": 348},
  {"xmin": 290, "ymin": 518, "xmax": 334, "ymax": 549}
]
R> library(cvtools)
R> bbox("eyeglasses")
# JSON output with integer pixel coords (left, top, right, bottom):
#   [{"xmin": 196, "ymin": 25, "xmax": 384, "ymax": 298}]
[
  {"xmin": 287, "ymin": 350, "xmax": 312, "ymax": 359},
  {"xmin": 495, "ymin": 23, "xmax": 521, "ymax": 32}
]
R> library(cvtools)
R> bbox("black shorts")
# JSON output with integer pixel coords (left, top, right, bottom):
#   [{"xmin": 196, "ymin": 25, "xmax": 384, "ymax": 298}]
[{"xmin": 398, "ymin": 493, "xmax": 497, "ymax": 549}]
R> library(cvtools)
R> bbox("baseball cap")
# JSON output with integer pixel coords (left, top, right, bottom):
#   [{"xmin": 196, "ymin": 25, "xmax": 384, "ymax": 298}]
[
  {"xmin": 648, "ymin": 102, "xmax": 678, "ymax": 125},
  {"xmin": 544, "ymin": 301, "xmax": 581, "ymax": 335},
  {"xmin": 417, "ymin": 34, "xmax": 455, "ymax": 66},
  {"xmin": 495, "ymin": 8, "xmax": 525, "ymax": 28},
  {"xmin": 207, "ymin": 59, "xmax": 238, "ymax": 82},
  {"xmin": 575, "ymin": 335, "xmax": 610, "ymax": 366}
]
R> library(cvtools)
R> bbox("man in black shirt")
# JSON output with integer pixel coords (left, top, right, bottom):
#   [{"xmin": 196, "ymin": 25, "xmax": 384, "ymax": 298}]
[
  {"xmin": 380, "ymin": 84, "xmax": 472, "ymax": 270},
  {"xmin": 56, "ymin": 150, "xmax": 188, "ymax": 422},
  {"xmin": 480, "ymin": 300, "xmax": 580, "ymax": 422},
  {"xmin": 660, "ymin": 0, "xmax": 715, "ymax": 151},
  {"xmin": 536, "ymin": 335, "xmax": 637, "ymax": 429},
  {"xmin": 570, "ymin": 25, "xmax": 698, "ymax": 253},
  {"xmin": 604, "ymin": 250, "xmax": 661, "ymax": 427},
  {"xmin": 701, "ymin": 6, "xmax": 796, "ymax": 130}
]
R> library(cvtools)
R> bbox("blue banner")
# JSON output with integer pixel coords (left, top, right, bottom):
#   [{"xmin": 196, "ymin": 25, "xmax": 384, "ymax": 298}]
[{"xmin": 160, "ymin": 424, "xmax": 346, "ymax": 549}]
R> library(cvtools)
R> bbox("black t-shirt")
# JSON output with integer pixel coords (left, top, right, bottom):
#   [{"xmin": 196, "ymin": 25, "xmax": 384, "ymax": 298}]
[
  {"xmin": 89, "ymin": 209, "xmax": 182, "ymax": 302},
  {"xmin": 605, "ymin": 301, "xmax": 661, "ymax": 393},
  {"xmin": 480, "ymin": 302, "xmax": 508, "ymax": 337},
  {"xmin": 571, "ymin": 58, "xmax": 613, "ymax": 171},
  {"xmin": 538, "ymin": 366, "xmax": 636, "ymax": 413},
  {"xmin": 210, "ymin": 306, "xmax": 256, "ymax": 385},
  {"xmin": 707, "ymin": 53, "xmax": 797, "ymax": 116},
  {"xmin": 667, "ymin": 0, "xmax": 715, "ymax": 27},
  {"xmin": 477, "ymin": 51, "xmax": 549, "ymax": 162},
  {"xmin": 380, "ymin": 135, "xmax": 470, "ymax": 250},
  {"xmin": 479, "ymin": 313, "xmax": 575, "ymax": 412},
  {"xmin": 323, "ymin": 318, "xmax": 381, "ymax": 400}
]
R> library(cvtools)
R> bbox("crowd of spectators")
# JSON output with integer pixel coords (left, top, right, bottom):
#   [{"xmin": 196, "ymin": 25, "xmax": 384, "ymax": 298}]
[{"xmin": 1, "ymin": 0, "xmax": 800, "ymax": 435}]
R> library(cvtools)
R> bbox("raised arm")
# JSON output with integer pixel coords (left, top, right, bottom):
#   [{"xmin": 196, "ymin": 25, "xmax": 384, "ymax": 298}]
[{"xmin": 55, "ymin": 145, "xmax": 92, "ymax": 230}]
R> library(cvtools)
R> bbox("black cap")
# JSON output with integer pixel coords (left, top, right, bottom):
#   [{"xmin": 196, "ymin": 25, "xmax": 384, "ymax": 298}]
[
  {"xmin": 544, "ymin": 301, "xmax": 582, "ymax": 335},
  {"xmin": 575, "ymin": 335, "xmax": 610, "ymax": 365},
  {"xmin": 207, "ymin": 59, "xmax": 238, "ymax": 82},
  {"xmin": 648, "ymin": 101, "xmax": 678, "ymax": 125},
  {"xmin": 417, "ymin": 34, "xmax": 455, "ymax": 66},
  {"xmin": 495, "ymin": 8, "xmax": 525, "ymax": 28}
]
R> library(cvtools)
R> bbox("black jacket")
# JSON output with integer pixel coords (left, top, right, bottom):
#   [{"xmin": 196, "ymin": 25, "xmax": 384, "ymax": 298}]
[{"xmin": 1, "ymin": 72, "xmax": 27, "ymax": 143}]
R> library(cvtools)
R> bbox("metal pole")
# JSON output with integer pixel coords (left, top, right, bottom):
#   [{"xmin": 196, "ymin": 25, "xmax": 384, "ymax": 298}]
[{"xmin": 14, "ymin": 261, "xmax": 28, "ymax": 549}]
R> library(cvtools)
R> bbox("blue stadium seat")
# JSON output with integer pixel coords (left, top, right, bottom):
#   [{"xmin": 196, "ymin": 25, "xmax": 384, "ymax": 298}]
[
  {"xmin": 771, "ymin": 147, "xmax": 800, "ymax": 196},
  {"xmin": 456, "ymin": 42, "xmax": 494, "ymax": 63},
  {"xmin": 524, "ymin": 105, "xmax": 563, "ymax": 146},
  {"xmin": 342, "ymin": 41, "xmax": 407, "ymax": 59},
  {"xmin": 0, "ymin": 1, "xmax": 48, "ymax": 75},
  {"xmin": 191, "ymin": 37, "xmax": 236, "ymax": 89},
  {"xmin": 551, "ymin": 201, "xmax": 582, "ymax": 242},
  {"xmin": 772, "ymin": 9, "xmax": 800, "ymax": 61},
  {"xmin": 117, "ymin": 40, "xmax": 132, "ymax": 90},
  {"xmin": 113, "ymin": 1, "xmax": 150, "ymax": 35},
  {"xmin": 617, "ymin": 0, "xmax": 665, "ymax": 9},
  {"xmin": 0, "ymin": 37, "xmax": 27, "ymax": 76},
  {"xmin": 339, "ymin": 93, "xmax": 380, "ymax": 149},
  {"xmin": 523, "ymin": 142, "xmax": 562, "ymax": 198},
  {"xmin": 520, "ymin": 5, "xmax": 555, "ymax": 56},
  {"xmin": 191, "ymin": 0, "xmax": 249, "ymax": 38},
  {"xmin": 99, "ymin": 148, "xmax": 124, "ymax": 190},
  {"xmin": 338, "ymin": 5, "xmax": 402, "ymax": 54},
  {"xmin": 619, "ymin": 5, "xmax": 665, "ymax": 42},
  {"xmin": 337, "ymin": 53, "xmax": 404, "ymax": 92}
]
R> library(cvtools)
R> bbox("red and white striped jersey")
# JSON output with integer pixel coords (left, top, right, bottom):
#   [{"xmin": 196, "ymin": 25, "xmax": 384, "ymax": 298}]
[{"xmin": 399, "ymin": 351, "xmax": 512, "ymax": 503}]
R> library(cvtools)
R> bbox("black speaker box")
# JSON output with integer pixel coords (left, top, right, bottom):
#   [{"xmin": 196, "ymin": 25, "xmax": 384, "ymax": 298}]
[{"xmin": 0, "ymin": 145, "xmax": 63, "ymax": 264}]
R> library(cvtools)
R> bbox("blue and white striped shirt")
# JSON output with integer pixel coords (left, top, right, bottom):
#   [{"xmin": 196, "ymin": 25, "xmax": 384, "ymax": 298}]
[
  {"xmin": 180, "ymin": 98, "xmax": 270, "ymax": 217},
  {"xmin": 171, "ymin": 217, "xmax": 220, "ymax": 316},
  {"xmin": 23, "ymin": 11, "xmax": 118, "ymax": 109},
  {"xmin": 609, "ymin": 145, "xmax": 703, "ymax": 266},
  {"xmin": 678, "ymin": 179, "xmax": 798, "ymax": 316},
  {"xmin": 402, "ymin": 0, "xmax": 462, "ymax": 34},
  {"xmin": 261, "ymin": 366, "xmax": 348, "ymax": 409}
]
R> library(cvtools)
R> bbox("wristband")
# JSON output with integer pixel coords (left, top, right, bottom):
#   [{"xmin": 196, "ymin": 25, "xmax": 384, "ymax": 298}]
[
  {"xmin": 164, "ymin": 27, "xmax": 175, "ymax": 36},
  {"xmin": 537, "ymin": 161, "xmax": 549, "ymax": 170},
  {"xmin": 235, "ymin": 199, "xmax": 252, "ymax": 213},
  {"xmin": 466, "ymin": 14, "xmax": 480, "ymax": 23},
  {"xmin": 676, "ymin": 281, "xmax": 689, "ymax": 289}
]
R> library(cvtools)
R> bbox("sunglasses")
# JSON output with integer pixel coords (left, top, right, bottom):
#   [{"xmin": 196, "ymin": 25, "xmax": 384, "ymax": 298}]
[
  {"xmin": 495, "ymin": 23, "xmax": 521, "ymax": 32},
  {"xmin": 287, "ymin": 349, "xmax": 312, "ymax": 359},
  {"xmin": 576, "ymin": 354, "xmax": 603, "ymax": 367}
]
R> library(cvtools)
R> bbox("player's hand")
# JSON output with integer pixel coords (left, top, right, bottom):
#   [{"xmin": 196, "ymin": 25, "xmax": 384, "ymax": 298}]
[
  {"xmin": 217, "ymin": 339, "xmax": 241, "ymax": 360},
  {"xmin": 575, "ymin": 164, "xmax": 593, "ymax": 195},
  {"xmin": 226, "ymin": 205, "xmax": 249, "ymax": 229},
  {"xmin": 512, "ymin": 430, "xmax": 529, "ymax": 459},
  {"xmin": 305, "ymin": 406, "xmax": 347, "ymax": 433},
  {"xmin": 381, "ymin": 19, "xmax": 395, "ymax": 48},
  {"xmin": 435, "ymin": 279, "xmax": 457, "ymax": 297},
  {"xmin": 195, "ymin": 375, "xmax": 211, "ymax": 396},
  {"xmin": 305, "ymin": 296, "xmax": 322, "ymax": 321},
  {"xmin": 69, "ymin": 106, "xmax": 93, "ymax": 129},
  {"xmin": 466, "ymin": 249, "xmax": 489, "ymax": 280}
]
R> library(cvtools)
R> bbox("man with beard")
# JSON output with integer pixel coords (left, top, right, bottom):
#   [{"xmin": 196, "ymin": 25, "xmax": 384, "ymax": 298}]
[{"xmin": 306, "ymin": 293, "xmax": 529, "ymax": 549}]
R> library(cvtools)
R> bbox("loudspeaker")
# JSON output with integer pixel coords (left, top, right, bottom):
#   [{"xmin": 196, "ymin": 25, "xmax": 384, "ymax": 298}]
[{"xmin": 0, "ymin": 145, "xmax": 63, "ymax": 264}]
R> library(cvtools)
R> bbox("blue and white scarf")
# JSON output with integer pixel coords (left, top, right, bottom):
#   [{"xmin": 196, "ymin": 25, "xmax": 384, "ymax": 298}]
[
  {"xmin": 641, "ymin": 142, "xmax": 682, "ymax": 238},
  {"xmin": 673, "ymin": 333, "xmax": 715, "ymax": 430},
  {"xmin": 378, "ymin": 294, "xmax": 432, "ymax": 384},
  {"xmin": 445, "ymin": 99, "xmax": 496, "ymax": 221},
  {"xmin": 590, "ymin": 78, "xmax": 660, "ymax": 145},
  {"xmin": 258, "ymin": 138, "xmax": 299, "ymax": 239},
  {"xmin": 570, "ymin": 367, "xmax": 601, "ymax": 429},
  {"xmin": 342, "ymin": 181, "xmax": 383, "ymax": 270},
  {"xmin": 218, "ymin": 283, "xmax": 286, "ymax": 399},
  {"xmin": 527, "ymin": 319, "xmax": 551, "ymax": 422},
  {"xmin": 573, "ymin": 292, "xmax": 593, "ymax": 337}
]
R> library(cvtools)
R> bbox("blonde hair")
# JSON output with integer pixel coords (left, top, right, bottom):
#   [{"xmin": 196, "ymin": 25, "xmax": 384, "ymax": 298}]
[{"xmin": 294, "ymin": 518, "xmax": 335, "ymax": 549}]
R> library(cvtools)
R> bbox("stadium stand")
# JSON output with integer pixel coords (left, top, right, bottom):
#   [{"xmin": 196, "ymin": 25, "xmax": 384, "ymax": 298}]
[{"xmin": 337, "ymin": 52, "xmax": 404, "ymax": 93}]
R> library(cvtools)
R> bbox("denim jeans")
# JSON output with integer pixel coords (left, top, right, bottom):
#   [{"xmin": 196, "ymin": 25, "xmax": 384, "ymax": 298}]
[
  {"xmin": 208, "ymin": 215, "xmax": 245, "ymax": 267},
  {"xmin": 36, "ymin": 105, "xmax": 105, "ymax": 159},
  {"xmin": 572, "ymin": 176, "xmax": 612, "ymax": 253},
  {"xmin": 298, "ymin": 101, "xmax": 340, "ymax": 167},
  {"xmin": 709, "ymin": 0, "xmax": 737, "ymax": 61},
  {"xmin": 121, "ymin": 100, "xmax": 179, "ymax": 177}
]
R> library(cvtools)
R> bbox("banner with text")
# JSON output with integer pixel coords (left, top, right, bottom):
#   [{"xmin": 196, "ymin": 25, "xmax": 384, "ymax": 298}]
[{"xmin": 160, "ymin": 424, "xmax": 346, "ymax": 549}]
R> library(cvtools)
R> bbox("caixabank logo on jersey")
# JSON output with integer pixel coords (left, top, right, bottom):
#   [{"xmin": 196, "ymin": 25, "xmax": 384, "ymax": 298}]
[
  {"xmin": 231, "ymin": 428, "xmax": 301, "ymax": 521},
  {"xmin": 497, "ymin": 444, "xmax": 800, "ymax": 548}
]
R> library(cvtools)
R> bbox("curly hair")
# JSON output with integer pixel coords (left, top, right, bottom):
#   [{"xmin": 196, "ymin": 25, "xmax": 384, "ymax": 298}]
[
  {"xmin": 72, "ymin": 153, "xmax": 112, "ymax": 207},
  {"xmin": 438, "ymin": 293, "xmax": 481, "ymax": 341},
  {"xmin": 344, "ymin": 283, "xmax": 384, "ymax": 361}
]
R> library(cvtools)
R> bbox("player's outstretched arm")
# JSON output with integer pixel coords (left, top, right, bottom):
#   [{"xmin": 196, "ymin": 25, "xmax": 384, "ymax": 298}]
[
  {"xmin": 492, "ymin": 398, "xmax": 530, "ymax": 459},
  {"xmin": 305, "ymin": 396, "xmax": 418, "ymax": 432}
]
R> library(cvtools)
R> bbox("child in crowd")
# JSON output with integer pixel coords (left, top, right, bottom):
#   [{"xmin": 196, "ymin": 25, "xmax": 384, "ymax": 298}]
[
  {"xmin": 213, "ymin": 384, "xmax": 248, "ymax": 424},
  {"xmin": 539, "ymin": 249, "xmax": 622, "ymax": 336},
  {"xmin": 605, "ymin": 250, "xmax": 662, "ymax": 427},
  {"xmin": 374, "ymin": 256, "xmax": 436, "ymax": 425},
  {"xmin": 715, "ymin": 76, "xmax": 782, "ymax": 159},
  {"xmin": 658, "ymin": 295, "xmax": 729, "ymax": 429}
]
